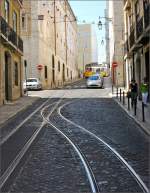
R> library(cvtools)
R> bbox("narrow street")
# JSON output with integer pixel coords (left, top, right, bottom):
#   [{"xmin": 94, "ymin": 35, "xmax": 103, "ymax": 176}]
[{"xmin": 0, "ymin": 78, "xmax": 149, "ymax": 193}]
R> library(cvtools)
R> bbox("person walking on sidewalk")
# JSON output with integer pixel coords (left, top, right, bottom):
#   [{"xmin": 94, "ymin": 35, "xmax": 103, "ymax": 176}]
[
  {"xmin": 140, "ymin": 77, "xmax": 149, "ymax": 106},
  {"xmin": 129, "ymin": 79, "xmax": 138, "ymax": 108}
]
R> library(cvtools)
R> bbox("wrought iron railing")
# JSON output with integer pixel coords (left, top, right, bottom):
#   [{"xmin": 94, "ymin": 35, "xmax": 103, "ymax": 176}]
[
  {"xmin": 129, "ymin": 28, "xmax": 135, "ymax": 48},
  {"xmin": 136, "ymin": 17, "xmax": 143, "ymax": 39},
  {"xmin": 0, "ymin": 16, "xmax": 23, "ymax": 52}
]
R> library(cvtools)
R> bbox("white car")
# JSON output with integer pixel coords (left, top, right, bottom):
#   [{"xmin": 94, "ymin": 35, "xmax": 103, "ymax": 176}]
[
  {"xmin": 26, "ymin": 78, "xmax": 42, "ymax": 90},
  {"xmin": 86, "ymin": 74, "xmax": 103, "ymax": 88}
]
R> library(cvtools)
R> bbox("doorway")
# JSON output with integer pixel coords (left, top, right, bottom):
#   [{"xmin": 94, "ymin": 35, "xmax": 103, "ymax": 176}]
[
  {"xmin": 63, "ymin": 63, "xmax": 65, "ymax": 82},
  {"xmin": 145, "ymin": 50, "xmax": 149, "ymax": 101},
  {"xmin": 5, "ymin": 51, "xmax": 12, "ymax": 101},
  {"xmin": 52, "ymin": 55, "xmax": 55, "ymax": 84}
]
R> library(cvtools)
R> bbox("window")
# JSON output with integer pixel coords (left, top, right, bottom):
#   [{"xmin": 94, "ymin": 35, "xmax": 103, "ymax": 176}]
[
  {"xmin": 67, "ymin": 68, "xmax": 69, "ymax": 77},
  {"xmin": 45, "ymin": 66, "xmax": 48, "ymax": 79},
  {"xmin": 58, "ymin": 61, "xmax": 60, "ymax": 72},
  {"xmin": 13, "ymin": 11, "xmax": 17, "ymax": 32},
  {"xmin": 14, "ymin": 62, "xmax": 18, "ymax": 86},
  {"xmin": 22, "ymin": 14, "xmax": 25, "ymax": 29},
  {"xmin": 4, "ymin": 0, "xmax": 9, "ymax": 22}
]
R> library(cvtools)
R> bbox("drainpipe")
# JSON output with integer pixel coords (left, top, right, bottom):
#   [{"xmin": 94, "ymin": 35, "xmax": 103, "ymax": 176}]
[{"xmin": 54, "ymin": 0, "xmax": 56, "ymax": 55}]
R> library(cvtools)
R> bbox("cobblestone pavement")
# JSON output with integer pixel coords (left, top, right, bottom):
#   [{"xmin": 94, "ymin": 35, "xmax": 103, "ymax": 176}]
[
  {"xmin": 61, "ymin": 98, "xmax": 150, "ymax": 190},
  {"xmin": 1, "ymin": 78, "xmax": 149, "ymax": 193},
  {"xmin": 8, "ymin": 124, "xmax": 91, "ymax": 193},
  {"xmin": 0, "ymin": 96, "xmax": 39, "ymax": 126}
]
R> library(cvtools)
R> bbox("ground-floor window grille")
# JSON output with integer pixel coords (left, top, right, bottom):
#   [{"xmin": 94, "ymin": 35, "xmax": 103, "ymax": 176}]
[
  {"xmin": 14, "ymin": 62, "xmax": 18, "ymax": 86},
  {"xmin": 45, "ymin": 66, "xmax": 48, "ymax": 79}
]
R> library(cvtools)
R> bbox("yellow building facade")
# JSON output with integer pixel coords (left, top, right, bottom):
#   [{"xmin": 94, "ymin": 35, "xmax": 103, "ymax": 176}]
[{"xmin": 0, "ymin": 0, "xmax": 23, "ymax": 105}]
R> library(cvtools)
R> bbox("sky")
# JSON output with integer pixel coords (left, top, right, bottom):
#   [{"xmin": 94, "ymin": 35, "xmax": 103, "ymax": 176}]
[{"xmin": 69, "ymin": 0, "xmax": 106, "ymax": 63}]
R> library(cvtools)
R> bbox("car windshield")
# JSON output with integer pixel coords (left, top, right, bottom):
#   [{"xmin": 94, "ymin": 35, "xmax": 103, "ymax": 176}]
[
  {"xmin": 88, "ymin": 76, "xmax": 99, "ymax": 80},
  {"xmin": 27, "ymin": 79, "xmax": 37, "ymax": 82}
]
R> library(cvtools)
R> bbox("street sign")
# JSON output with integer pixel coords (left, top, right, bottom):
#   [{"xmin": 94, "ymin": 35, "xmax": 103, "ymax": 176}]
[
  {"xmin": 37, "ymin": 64, "xmax": 43, "ymax": 70},
  {"xmin": 112, "ymin": 62, "xmax": 118, "ymax": 68}
]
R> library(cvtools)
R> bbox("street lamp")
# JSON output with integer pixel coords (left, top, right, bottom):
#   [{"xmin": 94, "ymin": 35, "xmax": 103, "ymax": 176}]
[{"xmin": 98, "ymin": 16, "xmax": 112, "ymax": 30}]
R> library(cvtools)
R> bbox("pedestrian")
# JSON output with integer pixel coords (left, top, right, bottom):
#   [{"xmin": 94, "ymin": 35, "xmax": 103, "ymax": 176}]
[
  {"xmin": 140, "ymin": 77, "xmax": 149, "ymax": 106},
  {"xmin": 129, "ymin": 79, "xmax": 138, "ymax": 107}
]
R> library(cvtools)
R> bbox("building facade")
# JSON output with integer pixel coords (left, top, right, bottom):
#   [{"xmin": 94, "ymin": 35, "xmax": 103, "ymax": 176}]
[
  {"xmin": 22, "ymin": 0, "xmax": 78, "ymax": 89},
  {"xmin": 105, "ymin": 3, "xmax": 110, "ymax": 67},
  {"xmin": 77, "ymin": 24, "xmax": 98, "ymax": 73},
  {"xmin": 0, "ymin": 0, "xmax": 23, "ymax": 105},
  {"xmin": 124, "ymin": 0, "xmax": 150, "ymax": 99},
  {"xmin": 107, "ymin": 0, "xmax": 124, "ymax": 87}
]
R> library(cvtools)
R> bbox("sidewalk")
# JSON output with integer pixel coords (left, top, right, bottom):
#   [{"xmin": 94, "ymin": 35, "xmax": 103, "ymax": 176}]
[
  {"xmin": 111, "ymin": 87, "xmax": 150, "ymax": 135},
  {"xmin": 0, "ymin": 96, "xmax": 39, "ymax": 126}
]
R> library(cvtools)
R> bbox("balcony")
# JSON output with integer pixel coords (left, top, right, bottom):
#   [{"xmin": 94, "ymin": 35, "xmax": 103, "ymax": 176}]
[
  {"xmin": 0, "ymin": 16, "xmax": 23, "ymax": 53},
  {"xmin": 129, "ymin": 28, "xmax": 135, "ymax": 49},
  {"xmin": 136, "ymin": 17, "xmax": 143, "ymax": 39}
]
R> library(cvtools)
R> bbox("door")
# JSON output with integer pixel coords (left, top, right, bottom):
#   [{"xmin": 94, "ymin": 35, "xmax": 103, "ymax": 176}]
[
  {"xmin": 52, "ymin": 55, "xmax": 55, "ymax": 84},
  {"xmin": 5, "ymin": 52, "xmax": 11, "ymax": 101}
]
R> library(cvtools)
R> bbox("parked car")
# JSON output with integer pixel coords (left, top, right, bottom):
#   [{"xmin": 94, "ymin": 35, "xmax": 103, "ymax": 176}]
[
  {"xmin": 26, "ymin": 78, "xmax": 42, "ymax": 90},
  {"xmin": 86, "ymin": 74, "xmax": 103, "ymax": 88}
]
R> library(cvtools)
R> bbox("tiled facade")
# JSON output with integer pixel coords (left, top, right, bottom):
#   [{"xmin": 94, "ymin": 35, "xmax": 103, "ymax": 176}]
[
  {"xmin": 124, "ymin": 0, "xmax": 150, "ymax": 98},
  {"xmin": 0, "ymin": 0, "xmax": 23, "ymax": 105},
  {"xmin": 22, "ymin": 0, "xmax": 78, "ymax": 89}
]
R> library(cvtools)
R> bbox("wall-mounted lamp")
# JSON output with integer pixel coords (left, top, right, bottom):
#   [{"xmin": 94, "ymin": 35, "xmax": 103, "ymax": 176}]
[{"xmin": 98, "ymin": 20, "xmax": 102, "ymax": 30}]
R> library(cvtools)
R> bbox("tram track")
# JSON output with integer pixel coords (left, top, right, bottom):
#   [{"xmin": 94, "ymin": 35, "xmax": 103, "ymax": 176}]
[
  {"xmin": 1, "ymin": 92, "xmax": 149, "ymax": 192},
  {"xmin": 46, "ymin": 99, "xmax": 149, "ymax": 193},
  {"xmin": 41, "ymin": 99, "xmax": 100, "ymax": 193},
  {"xmin": 0, "ymin": 98, "xmax": 59, "ymax": 191}
]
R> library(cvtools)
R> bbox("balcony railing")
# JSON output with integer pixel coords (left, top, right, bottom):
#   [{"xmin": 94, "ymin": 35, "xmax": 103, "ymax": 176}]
[
  {"xmin": 0, "ymin": 16, "xmax": 23, "ymax": 52},
  {"xmin": 136, "ymin": 17, "xmax": 143, "ymax": 39},
  {"xmin": 129, "ymin": 28, "xmax": 135, "ymax": 48}
]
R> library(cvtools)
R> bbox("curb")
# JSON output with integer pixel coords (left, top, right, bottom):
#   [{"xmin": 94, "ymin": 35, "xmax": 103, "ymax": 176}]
[
  {"xmin": 0, "ymin": 97, "xmax": 39, "ymax": 127},
  {"xmin": 113, "ymin": 97, "xmax": 150, "ymax": 136}
]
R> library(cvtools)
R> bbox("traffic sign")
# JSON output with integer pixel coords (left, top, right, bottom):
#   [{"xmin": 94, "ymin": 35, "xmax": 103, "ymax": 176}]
[{"xmin": 37, "ymin": 64, "xmax": 43, "ymax": 70}]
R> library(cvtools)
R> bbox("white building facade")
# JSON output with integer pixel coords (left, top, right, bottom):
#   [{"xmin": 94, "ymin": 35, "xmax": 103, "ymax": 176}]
[
  {"xmin": 22, "ymin": 0, "xmax": 78, "ymax": 89},
  {"xmin": 107, "ymin": 0, "xmax": 124, "ymax": 87},
  {"xmin": 77, "ymin": 24, "xmax": 98, "ymax": 73}
]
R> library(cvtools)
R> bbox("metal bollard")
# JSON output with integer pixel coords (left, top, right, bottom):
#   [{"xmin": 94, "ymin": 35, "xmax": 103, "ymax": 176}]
[
  {"xmin": 116, "ymin": 87, "xmax": 118, "ymax": 98},
  {"xmin": 142, "ymin": 102, "xmax": 145, "ymax": 122},
  {"xmin": 128, "ymin": 96, "xmax": 130, "ymax": 110},
  {"xmin": 120, "ymin": 89, "xmax": 122, "ymax": 102},
  {"xmin": 123, "ymin": 91, "xmax": 125, "ymax": 105},
  {"xmin": 134, "ymin": 100, "xmax": 137, "ymax": 116},
  {"xmin": 112, "ymin": 85, "xmax": 114, "ymax": 94}
]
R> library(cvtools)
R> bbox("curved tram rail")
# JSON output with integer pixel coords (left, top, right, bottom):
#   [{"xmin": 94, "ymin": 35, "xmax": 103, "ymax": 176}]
[
  {"xmin": 48, "ymin": 99, "xmax": 149, "ymax": 193},
  {"xmin": 41, "ymin": 98, "xmax": 100, "ymax": 193},
  {"xmin": 1, "ymin": 96, "xmax": 149, "ymax": 193},
  {"xmin": 0, "ymin": 98, "xmax": 58, "ymax": 191}
]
